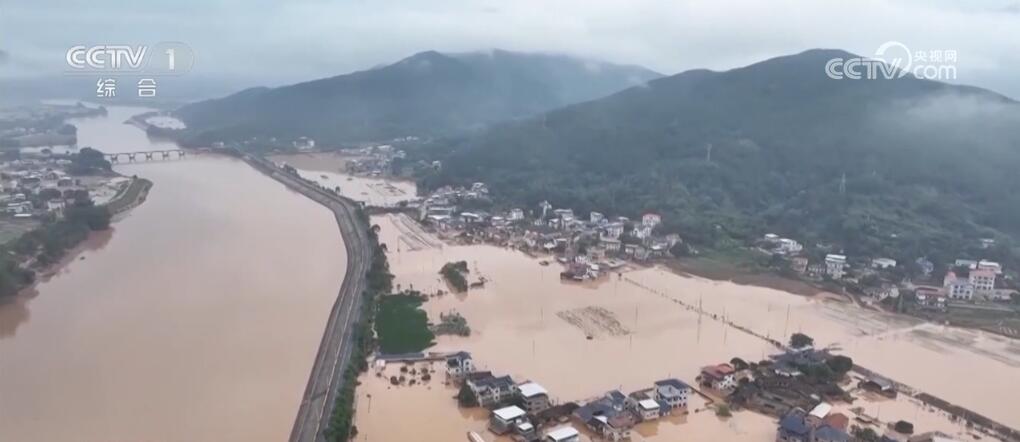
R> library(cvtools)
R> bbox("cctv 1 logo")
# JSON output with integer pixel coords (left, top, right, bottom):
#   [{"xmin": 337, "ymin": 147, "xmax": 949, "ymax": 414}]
[{"xmin": 66, "ymin": 42, "xmax": 194, "ymax": 74}]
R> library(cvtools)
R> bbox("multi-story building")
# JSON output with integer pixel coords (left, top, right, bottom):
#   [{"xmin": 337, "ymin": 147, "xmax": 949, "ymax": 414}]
[
  {"xmin": 824, "ymin": 254, "xmax": 847, "ymax": 279},
  {"xmin": 969, "ymin": 269, "xmax": 997, "ymax": 294}
]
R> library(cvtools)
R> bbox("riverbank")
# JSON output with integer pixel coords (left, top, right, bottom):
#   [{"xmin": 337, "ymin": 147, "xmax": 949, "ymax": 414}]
[{"xmin": 106, "ymin": 177, "xmax": 153, "ymax": 214}]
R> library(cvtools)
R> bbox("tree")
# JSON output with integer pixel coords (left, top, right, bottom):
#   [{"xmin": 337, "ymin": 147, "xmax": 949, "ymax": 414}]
[
  {"xmin": 457, "ymin": 383, "xmax": 478, "ymax": 407},
  {"xmin": 68, "ymin": 147, "xmax": 112, "ymax": 175},
  {"xmin": 730, "ymin": 357, "xmax": 749, "ymax": 371},
  {"xmin": 851, "ymin": 426, "xmax": 880, "ymax": 442},
  {"xmin": 894, "ymin": 420, "xmax": 914, "ymax": 434},
  {"xmin": 715, "ymin": 404, "xmax": 732, "ymax": 417},
  {"xmin": 827, "ymin": 355, "xmax": 854, "ymax": 374},
  {"xmin": 789, "ymin": 333, "xmax": 814, "ymax": 348}
]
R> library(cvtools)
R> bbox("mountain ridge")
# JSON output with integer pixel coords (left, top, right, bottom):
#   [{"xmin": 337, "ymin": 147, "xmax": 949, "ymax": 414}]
[
  {"xmin": 174, "ymin": 49, "xmax": 662, "ymax": 146},
  {"xmin": 419, "ymin": 48, "xmax": 1020, "ymax": 266}
]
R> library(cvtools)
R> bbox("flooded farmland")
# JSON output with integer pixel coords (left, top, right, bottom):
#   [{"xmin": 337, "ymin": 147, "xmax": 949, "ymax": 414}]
[{"xmin": 285, "ymin": 162, "xmax": 1019, "ymax": 442}]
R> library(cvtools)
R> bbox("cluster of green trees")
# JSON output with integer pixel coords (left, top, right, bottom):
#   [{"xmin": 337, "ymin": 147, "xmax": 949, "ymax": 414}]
[
  {"xmin": 68, "ymin": 147, "xmax": 112, "ymax": 175},
  {"xmin": 12, "ymin": 200, "xmax": 110, "ymax": 267},
  {"xmin": 439, "ymin": 261, "xmax": 469, "ymax": 292},
  {"xmin": 0, "ymin": 193, "xmax": 111, "ymax": 298}
]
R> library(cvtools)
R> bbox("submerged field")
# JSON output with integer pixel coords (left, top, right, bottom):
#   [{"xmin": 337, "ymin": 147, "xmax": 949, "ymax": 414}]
[{"xmin": 342, "ymin": 213, "xmax": 1018, "ymax": 441}]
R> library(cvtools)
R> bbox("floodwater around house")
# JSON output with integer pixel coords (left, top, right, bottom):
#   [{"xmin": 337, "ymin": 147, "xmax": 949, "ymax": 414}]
[
  {"xmin": 0, "ymin": 106, "xmax": 347, "ymax": 441},
  {"xmin": 346, "ymin": 211, "xmax": 1017, "ymax": 441}
]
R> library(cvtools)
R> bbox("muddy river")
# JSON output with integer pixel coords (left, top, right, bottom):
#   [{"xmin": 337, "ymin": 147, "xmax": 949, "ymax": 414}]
[{"xmin": 0, "ymin": 106, "xmax": 347, "ymax": 441}]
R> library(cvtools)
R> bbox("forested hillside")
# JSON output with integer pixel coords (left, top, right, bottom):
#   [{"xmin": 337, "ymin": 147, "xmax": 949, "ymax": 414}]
[{"xmin": 419, "ymin": 49, "xmax": 1020, "ymax": 266}]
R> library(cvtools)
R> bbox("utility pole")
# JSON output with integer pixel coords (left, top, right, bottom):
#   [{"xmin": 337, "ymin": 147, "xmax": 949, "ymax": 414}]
[{"xmin": 706, "ymin": 143, "xmax": 713, "ymax": 162}]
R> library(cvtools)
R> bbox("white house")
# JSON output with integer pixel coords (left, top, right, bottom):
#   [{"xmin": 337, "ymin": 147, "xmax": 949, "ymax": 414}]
[
  {"xmin": 516, "ymin": 382, "xmax": 551, "ymax": 413},
  {"xmin": 604, "ymin": 222, "xmax": 625, "ymax": 239},
  {"xmin": 825, "ymin": 254, "xmax": 847, "ymax": 279},
  {"xmin": 943, "ymin": 272, "xmax": 974, "ymax": 300},
  {"xmin": 590, "ymin": 211, "xmax": 605, "ymax": 225},
  {"xmin": 969, "ymin": 269, "xmax": 996, "ymax": 294},
  {"xmin": 871, "ymin": 258, "xmax": 897, "ymax": 269},
  {"xmin": 544, "ymin": 426, "xmax": 580, "ymax": 442},
  {"xmin": 635, "ymin": 399, "xmax": 661, "ymax": 421},
  {"xmin": 978, "ymin": 260, "xmax": 1003, "ymax": 274},
  {"xmin": 653, "ymin": 379, "xmax": 691, "ymax": 411},
  {"xmin": 700, "ymin": 364, "xmax": 737, "ymax": 391},
  {"xmin": 508, "ymin": 208, "xmax": 525, "ymax": 221},
  {"xmin": 955, "ymin": 259, "xmax": 979, "ymax": 269},
  {"xmin": 776, "ymin": 238, "xmax": 803, "ymax": 255},
  {"xmin": 445, "ymin": 352, "xmax": 475, "ymax": 379},
  {"xmin": 490, "ymin": 406, "xmax": 527, "ymax": 435},
  {"xmin": 641, "ymin": 213, "xmax": 662, "ymax": 228},
  {"xmin": 632, "ymin": 225, "xmax": 652, "ymax": 240}
]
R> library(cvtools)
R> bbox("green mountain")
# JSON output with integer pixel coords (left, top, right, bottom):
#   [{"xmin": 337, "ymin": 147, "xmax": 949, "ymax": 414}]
[
  {"xmin": 423, "ymin": 49, "xmax": 1020, "ymax": 266},
  {"xmin": 174, "ymin": 50, "xmax": 660, "ymax": 145}
]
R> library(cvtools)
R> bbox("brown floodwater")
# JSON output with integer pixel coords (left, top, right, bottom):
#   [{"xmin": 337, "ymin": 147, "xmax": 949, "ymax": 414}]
[
  {"xmin": 270, "ymin": 152, "xmax": 418, "ymax": 207},
  {"xmin": 342, "ymin": 212, "xmax": 1016, "ymax": 441},
  {"xmin": 0, "ymin": 106, "xmax": 346, "ymax": 441}
]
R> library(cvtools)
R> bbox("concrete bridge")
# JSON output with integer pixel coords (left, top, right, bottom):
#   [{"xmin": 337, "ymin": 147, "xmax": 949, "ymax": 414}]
[{"xmin": 105, "ymin": 149, "xmax": 190, "ymax": 163}]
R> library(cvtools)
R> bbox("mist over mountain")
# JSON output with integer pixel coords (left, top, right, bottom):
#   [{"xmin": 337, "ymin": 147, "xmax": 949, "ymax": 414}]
[
  {"xmin": 422, "ymin": 49, "xmax": 1020, "ymax": 264},
  {"xmin": 175, "ymin": 50, "xmax": 660, "ymax": 145}
]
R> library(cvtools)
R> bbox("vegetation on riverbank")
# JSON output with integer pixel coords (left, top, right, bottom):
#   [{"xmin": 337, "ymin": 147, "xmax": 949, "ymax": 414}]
[
  {"xmin": 439, "ymin": 260, "xmax": 469, "ymax": 292},
  {"xmin": 324, "ymin": 219, "xmax": 391, "ymax": 442},
  {"xmin": 0, "ymin": 193, "xmax": 113, "ymax": 298}
]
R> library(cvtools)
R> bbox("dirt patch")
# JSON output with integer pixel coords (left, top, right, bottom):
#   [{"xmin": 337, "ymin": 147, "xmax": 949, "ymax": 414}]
[
  {"xmin": 665, "ymin": 258, "xmax": 829, "ymax": 297},
  {"xmin": 556, "ymin": 306, "xmax": 631, "ymax": 338}
]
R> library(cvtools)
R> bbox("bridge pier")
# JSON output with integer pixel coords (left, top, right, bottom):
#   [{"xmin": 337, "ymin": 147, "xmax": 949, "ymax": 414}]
[{"xmin": 103, "ymin": 149, "xmax": 191, "ymax": 163}]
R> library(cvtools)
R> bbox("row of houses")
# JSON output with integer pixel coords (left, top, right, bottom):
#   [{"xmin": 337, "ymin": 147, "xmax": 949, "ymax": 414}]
[
  {"xmin": 573, "ymin": 378, "xmax": 692, "ymax": 441},
  {"xmin": 776, "ymin": 405, "xmax": 850, "ymax": 442},
  {"xmin": 449, "ymin": 352, "xmax": 703, "ymax": 442}
]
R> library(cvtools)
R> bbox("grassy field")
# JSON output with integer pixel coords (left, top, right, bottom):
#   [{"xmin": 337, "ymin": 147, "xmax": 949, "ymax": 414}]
[{"xmin": 375, "ymin": 293, "xmax": 435, "ymax": 354}]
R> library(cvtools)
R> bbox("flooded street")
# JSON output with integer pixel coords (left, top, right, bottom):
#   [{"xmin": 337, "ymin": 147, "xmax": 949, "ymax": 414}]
[{"xmin": 0, "ymin": 107, "xmax": 346, "ymax": 441}]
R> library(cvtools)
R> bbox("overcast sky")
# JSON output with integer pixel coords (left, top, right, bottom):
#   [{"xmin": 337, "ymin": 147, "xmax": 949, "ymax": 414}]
[{"xmin": 2, "ymin": 0, "xmax": 1019, "ymax": 99}]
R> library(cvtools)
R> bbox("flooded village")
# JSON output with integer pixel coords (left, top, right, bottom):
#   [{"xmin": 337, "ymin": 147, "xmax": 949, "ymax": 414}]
[{"xmin": 272, "ymin": 148, "xmax": 1020, "ymax": 442}]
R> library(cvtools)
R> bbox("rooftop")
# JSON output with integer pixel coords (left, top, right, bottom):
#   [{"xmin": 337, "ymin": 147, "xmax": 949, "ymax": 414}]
[
  {"xmin": 809, "ymin": 402, "xmax": 832, "ymax": 418},
  {"xmin": 637, "ymin": 399, "xmax": 660, "ymax": 410},
  {"xmin": 545, "ymin": 426, "xmax": 579, "ymax": 441},
  {"xmin": 518, "ymin": 382, "xmax": 548, "ymax": 398},
  {"xmin": 493, "ymin": 406, "xmax": 527, "ymax": 421}
]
